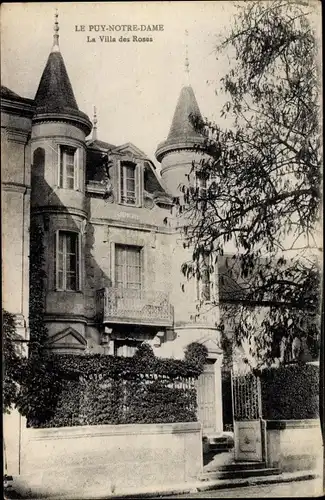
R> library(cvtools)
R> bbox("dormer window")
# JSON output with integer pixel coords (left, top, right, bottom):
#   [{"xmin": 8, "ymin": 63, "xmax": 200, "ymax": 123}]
[
  {"xmin": 118, "ymin": 161, "xmax": 142, "ymax": 206},
  {"xmin": 58, "ymin": 145, "xmax": 79, "ymax": 190},
  {"xmin": 121, "ymin": 162, "xmax": 136, "ymax": 204}
]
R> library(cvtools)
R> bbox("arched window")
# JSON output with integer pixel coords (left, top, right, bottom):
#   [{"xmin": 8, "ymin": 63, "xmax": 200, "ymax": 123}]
[{"xmin": 32, "ymin": 148, "xmax": 45, "ymax": 177}]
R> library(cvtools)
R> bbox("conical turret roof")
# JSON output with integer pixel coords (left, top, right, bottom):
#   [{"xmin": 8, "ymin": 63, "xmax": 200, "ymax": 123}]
[
  {"xmin": 155, "ymin": 85, "xmax": 205, "ymax": 162},
  {"xmin": 167, "ymin": 85, "xmax": 203, "ymax": 141},
  {"xmin": 33, "ymin": 12, "xmax": 92, "ymax": 135},
  {"xmin": 34, "ymin": 51, "xmax": 79, "ymax": 115}
]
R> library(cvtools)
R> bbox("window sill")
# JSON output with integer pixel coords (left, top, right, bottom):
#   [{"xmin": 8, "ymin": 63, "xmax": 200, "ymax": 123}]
[
  {"xmin": 194, "ymin": 299, "xmax": 215, "ymax": 306},
  {"xmin": 118, "ymin": 202, "xmax": 141, "ymax": 208},
  {"xmin": 57, "ymin": 187, "xmax": 82, "ymax": 192}
]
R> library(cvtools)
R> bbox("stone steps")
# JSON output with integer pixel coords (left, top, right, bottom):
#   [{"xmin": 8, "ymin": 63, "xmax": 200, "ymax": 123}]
[
  {"xmin": 200, "ymin": 462, "xmax": 281, "ymax": 481},
  {"xmin": 218, "ymin": 461, "xmax": 267, "ymax": 471}
]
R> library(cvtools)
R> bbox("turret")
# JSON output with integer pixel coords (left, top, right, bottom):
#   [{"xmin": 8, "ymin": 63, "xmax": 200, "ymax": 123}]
[
  {"xmin": 30, "ymin": 11, "xmax": 92, "ymax": 353},
  {"xmin": 31, "ymin": 11, "xmax": 92, "ymax": 211},
  {"xmin": 155, "ymin": 86, "xmax": 206, "ymax": 197},
  {"xmin": 155, "ymin": 42, "xmax": 206, "ymax": 197}
]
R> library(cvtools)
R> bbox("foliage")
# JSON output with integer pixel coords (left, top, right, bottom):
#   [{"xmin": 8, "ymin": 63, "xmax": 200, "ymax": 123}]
[
  {"xmin": 14, "ymin": 220, "xmax": 207, "ymax": 427},
  {"xmin": 2, "ymin": 310, "xmax": 25, "ymax": 413},
  {"xmin": 134, "ymin": 342, "xmax": 156, "ymax": 360},
  {"xmin": 261, "ymin": 363, "xmax": 319, "ymax": 419},
  {"xmin": 184, "ymin": 342, "xmax": 208, "ymax": 367},
  {"xmin": 179, "ymin": 0, "xmax": 321, "ymax": 366},
  {"xmin": 26, "ymin": 352, "xmax": 201, "ymax": 428},
  {"xmin": 3, "ymin": 221, "xmax": 50, "ymax": 418},
  {"xmin": 15, "ymin": 220, "xmax": 56, "ymax": 423},
  {"xmin": 27, "ymin": 221, "xmax": 48, "ymax": 352}
]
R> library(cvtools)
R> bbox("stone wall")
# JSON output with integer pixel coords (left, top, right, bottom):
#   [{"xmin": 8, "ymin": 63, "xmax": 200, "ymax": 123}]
[
  {"xmin": 266, "ymin": 419, "xmax": 323, "ymax": 473},
  {"xmin": 15, "ymin": 422, "xmax": 202, "ymax": 498}
]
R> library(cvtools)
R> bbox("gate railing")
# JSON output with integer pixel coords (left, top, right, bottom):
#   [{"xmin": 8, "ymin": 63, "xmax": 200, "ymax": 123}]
[{"xmin": 232, "ymin": 372, "xmax": 262, "ymax": 421}]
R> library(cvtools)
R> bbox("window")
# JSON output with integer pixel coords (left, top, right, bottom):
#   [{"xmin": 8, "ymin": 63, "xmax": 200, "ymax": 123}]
[
  {"xmin": 115, "ymin": 245, "xmax": 142, "ymax": 291},
  {"xmin": 114, "ymin": 340, "xmax": 141, "ymax": 357},
  {"xmin": 196, "ymin": 173, "xmax": 208, "ymax": 199},
  {"xmin": 196, "ymin": 172, "xmax": 209, "ymax": 211},
  {"xmin": 55, "ymin": 231, "xmax": 80, "ymax": 291},
  {"xmin": 58, "ymin": 145, "xmax": 79, "ymax": 190},
  {"xmin": 119, "ymin": 161, "xmax": 141, "ymax": 205},
  {"xmin": 196, "ymin": 254, "xmax": 212, "ymax": 302}
]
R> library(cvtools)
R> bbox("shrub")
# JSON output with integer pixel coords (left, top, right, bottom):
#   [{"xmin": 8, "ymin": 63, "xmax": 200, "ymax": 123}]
[
  {"xmin": 134, "ymin": 342, "xmax": 155, "ymax": 360},
  {"xmin": 2, "ymin": 310, "xmax": 25, "ymax": 413},
  {"xmin": 27, "ymin": 353, "xmax": 201, "ymax": 428},
  {"xmin": 184, "ymin": 342, "xmax": 208, "ymax": 369},
  {"xmin": 261, "ymin": 363, "xmax": 319, "ymax": 420}
]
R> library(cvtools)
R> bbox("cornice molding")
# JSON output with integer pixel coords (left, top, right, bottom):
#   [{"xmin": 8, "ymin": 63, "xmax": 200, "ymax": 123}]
[
  {"xmin": 44, "ymin": 313, "xmax": 88, "ymax": 324},
  {"xmin": 32, "ymin": 112, "xmax": 92, "ymax": 136},
  {"xmin": 5, "ymin": 128, "xmax": 31, "ymax": 144},
  {"xmin": 155, "ymin": 139, "xmax": 206, "ymax": 163},
  {"xmin": 90, "ymin": 217, "xmax": 173, "ymax": 234},
  {"xmin": 31, "ymin": 135, "xmax": 86, "ymax": 148},
  {"xmin": 1, "ymin": 97, "xmax": 35, "ymax": 118},
  {"xmin": 31, "ymin": 206, "xmax": 87, "ymax": 219},
  {"xmin": 2, "ymin": 182, "xmax": 30, "ymax": 194}
]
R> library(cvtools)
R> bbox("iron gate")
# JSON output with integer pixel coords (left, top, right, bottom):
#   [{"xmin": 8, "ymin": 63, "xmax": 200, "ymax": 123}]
[{"xmin": 232, "ymin": 371, "xmax": 266, "ymax": 462}]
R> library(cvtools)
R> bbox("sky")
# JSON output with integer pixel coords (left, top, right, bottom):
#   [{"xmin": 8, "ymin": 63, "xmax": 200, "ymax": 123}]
[{"xmin": 1, "ymin": 1, "xmax": 238, "ymax": 166}]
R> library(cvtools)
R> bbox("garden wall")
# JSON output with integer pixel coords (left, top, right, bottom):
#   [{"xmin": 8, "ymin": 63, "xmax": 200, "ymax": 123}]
[
  {"xmin": 266, "ymin": 419, "xmax": 323, "ymax": 473},
  {"xmin": 16, "ymin": 422, "xmax": 202, "ymax": 498}
]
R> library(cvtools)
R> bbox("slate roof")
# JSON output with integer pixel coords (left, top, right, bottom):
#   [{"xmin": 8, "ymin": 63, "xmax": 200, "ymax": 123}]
[
  {"xmin": 1, "ymin": 85, "xmax": 34, "ymax": 106},
  {"xmin": 86, "ymin": 139, "xmax": 116, "ymax": 151},
  {"xmin": 34, "ymin": 51, "xmax": 90, "ymax": 125},
  {"xmin": 1, "ymin": 86, "xmax": 21, "ymax": 99},
  {"xmin": 155, "ymin": 85, "xmax": 205, "ymax": 162},
  {"xmin": 167, "ymin": 86, "xmax": 203, "ymax": 142}
]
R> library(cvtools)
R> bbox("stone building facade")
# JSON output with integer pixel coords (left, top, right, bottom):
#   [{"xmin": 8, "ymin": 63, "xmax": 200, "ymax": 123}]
[{"xmin": 1, "ymin": 22, "xmax": 224, "ymax": 440}]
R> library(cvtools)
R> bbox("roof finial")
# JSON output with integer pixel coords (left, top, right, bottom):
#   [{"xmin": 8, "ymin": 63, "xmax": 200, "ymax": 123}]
[
  {"xmin": 93, "ymin": 106, "xmax": 98, "ymax": 140},
  {"xmin": 52, "ymin": 8, "xmax": 60, "ymax": 52},
  {"xmin": 184, "ymin": 29, "xmax": 190, "ymax": 85}
]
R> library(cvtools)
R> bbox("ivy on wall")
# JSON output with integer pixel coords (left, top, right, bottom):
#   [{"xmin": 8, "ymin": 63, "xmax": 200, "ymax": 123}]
[{"xmin": 15, "ymin": 221, "xmax": 63, "ymax": 425}]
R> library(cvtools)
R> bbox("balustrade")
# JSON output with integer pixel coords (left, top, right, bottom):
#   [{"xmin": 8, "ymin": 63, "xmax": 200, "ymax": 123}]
[{"xmin": 96, "ymin": 287, "xmax": 174, "ymax": 327}]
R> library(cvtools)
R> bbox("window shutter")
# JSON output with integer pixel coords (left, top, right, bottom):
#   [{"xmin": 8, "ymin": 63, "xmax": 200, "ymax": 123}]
[
  {"xmin": 135, "ymin": 164, "xmax": 140, "ymax": 207},
  {"xmin": 77, "ymin": 232, "xmax": 81, "ymax": 290},
  {"xmin": 55, "ymin": 230, "xmax": 59, "ymax": 289},
  {"xmin": 141, "ymin": 246, "xmax": 146, "ymax": 291},
  {"xmin": 58, "ymin": 145, "xmax": 62, "ymax": 187},
  {"xmin": 74, "ymin": 148, "xmax": 80, "ymax": 191},
  {"xmin": 110, "ymin": 242, "xmax": 116, "ymax": 286},
  {"xmin": 136, "ymin": 164, "xmax": 143, "ymax": 207},
  {"xmin": 211, "ymin": 257, "xmax": 218, "ymax": 303},
  {"xmin": 117, "ymin": 161, "xmax": 122, "ymax": 203}
]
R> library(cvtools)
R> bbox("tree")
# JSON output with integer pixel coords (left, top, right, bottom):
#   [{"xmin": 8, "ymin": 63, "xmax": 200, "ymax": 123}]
[
  {"xmin": 2, "ymin": 310, "xmax": 25, "ymax": 413},
  {"xmin": 180, "ymin": 0, "xmax": 321, "ymax": 366}
]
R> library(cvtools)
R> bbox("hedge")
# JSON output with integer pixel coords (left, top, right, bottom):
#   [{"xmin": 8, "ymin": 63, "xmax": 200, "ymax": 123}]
[
  {"xmin": 261, "ymin": 363, "xmax": 319, "ymax": 420},
  {"xmin": 26, "ymin": 343, "xmax": 207, "ymax": 428}
]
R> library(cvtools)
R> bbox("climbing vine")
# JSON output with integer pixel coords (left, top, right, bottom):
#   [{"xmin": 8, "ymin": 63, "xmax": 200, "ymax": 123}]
[{"xmin": 15, "ymin": 220, "xmax": 61, "ymax": 425}]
